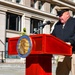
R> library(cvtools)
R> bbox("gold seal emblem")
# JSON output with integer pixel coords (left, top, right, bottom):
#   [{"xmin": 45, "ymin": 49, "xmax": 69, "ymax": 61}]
[{"xmin": 18, "ymin": 38, "xmax": 30, "ymax": 55}]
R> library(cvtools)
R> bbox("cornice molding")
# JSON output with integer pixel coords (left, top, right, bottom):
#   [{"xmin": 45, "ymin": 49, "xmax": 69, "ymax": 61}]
[
  {"xmin": 38, "ymin": 0, "xmax": 75, "ymax": 12},
  {"xmin": 0, "ymin": 0, "xmax": 58, "ymax": 19},
  {"xmin": 60, "ymin": 0, "xmax": 75, "ymax": 6},
  {"xmin": 53, "ymin": 0, "xmax": 75, "ymax": 12}
]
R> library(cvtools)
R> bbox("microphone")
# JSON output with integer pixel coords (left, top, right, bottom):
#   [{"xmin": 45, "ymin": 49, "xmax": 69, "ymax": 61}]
[{"xmin": 38, "ymin": 21, "xmax": 51, "ymax": 27}]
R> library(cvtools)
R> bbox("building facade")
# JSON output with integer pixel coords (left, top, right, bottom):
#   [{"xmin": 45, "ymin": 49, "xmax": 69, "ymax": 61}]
[{"xmin": 0, "ymin": 0, "xmax": 75, "ymax": 63}]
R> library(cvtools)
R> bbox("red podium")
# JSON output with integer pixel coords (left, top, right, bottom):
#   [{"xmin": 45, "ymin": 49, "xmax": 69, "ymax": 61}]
[{"xmin": 8, "ymin": 34, "xmax": 72, "ymax": 75}]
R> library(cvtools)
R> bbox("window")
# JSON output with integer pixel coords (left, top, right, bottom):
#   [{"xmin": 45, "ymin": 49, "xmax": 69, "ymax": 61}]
[
  {"xmin": 73, "ymin": 11, "xmax": 75, "ymax": 17},
  {"xmin": 31, "ymin": 0, "xmax": 36, "ymax": 8},
  {"xmin": 38, "ymin": 1, "xmax": 44, "ymax": 10},
  {"xmin": 73, "ymin": 11, "xmax": 75, "ymax": 15},
  {"xmin": 31, "ymin": 0, "xmax": 44, "ymax": 10},
  {"xmin": 30, "ymin": 18, "xmax": 43, "ymax": 34},
  {"xmin": 50, "ymin": 4, "xmax": 56, "ymax": 13},
  {"xmin": 16, "ymin": 0, "xmax": 21, "ymax": 3},
  {"xmin": 6, "ymin": 12, "xmax": 21, "ymax": 31}
]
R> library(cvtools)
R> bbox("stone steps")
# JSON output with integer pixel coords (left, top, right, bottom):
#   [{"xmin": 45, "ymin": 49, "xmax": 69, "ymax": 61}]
[{"xmin": 0, "ymin": 63, "xmax": 25, "ymax": 69}]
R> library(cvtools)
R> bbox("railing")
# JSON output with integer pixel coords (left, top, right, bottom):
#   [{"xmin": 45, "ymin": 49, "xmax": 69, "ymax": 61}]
[
  {"xmin": 0, "ymin": 39, "xmax": 5, "ymax": 63},
  {"xmin": 0, "ymin": 51, "xmax": 4, "ymax": 63},
  {"xmin": 5, "ymin": 51, "xmax": 20, "ymax": 59},
  {"xmin": 0, "ymin": 39, "xmax": 20, "ymax": 63},
  {"xmin": 0, "ymin": 51, "xmax": 20, "ymax": 63}
]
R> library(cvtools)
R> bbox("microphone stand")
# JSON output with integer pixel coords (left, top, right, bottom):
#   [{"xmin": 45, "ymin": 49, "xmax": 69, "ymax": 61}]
[
  {"xmin": 34, "ymin": 21, "xmax": 50, "ymax": 34},
  {"xmin": 39, "ymin": 27, "xmax": 43, "ymax": 34},
  {"xmin": 33, "ymin": 23, "xmax": 44, "ymax": 34},
  {"xmin": 38, "ymin": 24, "xmax": 46, "ymax": 34},
  {"xmin": 34, "ymin": 28, "xmax": 43, "ymax": 34}
]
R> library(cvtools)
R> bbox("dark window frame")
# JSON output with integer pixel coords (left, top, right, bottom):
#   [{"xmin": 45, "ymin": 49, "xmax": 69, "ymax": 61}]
[
  {"xmin": 30, "ymin": 18, "xmax": 43, "ymax": 34},
  {"xmin": 6, "ymin": 12, "xmax": 21, "ymax": 31},
  {"xmin": 16, "ymin": 0, "xmax": 21, "ymax": 3},
  {"xmin": 38, "ymin": 1, "xmax": 44, "ymax": 10}
]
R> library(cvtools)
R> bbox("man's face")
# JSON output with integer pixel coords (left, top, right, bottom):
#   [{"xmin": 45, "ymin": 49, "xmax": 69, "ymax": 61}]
[{"xmin": 59, "ymin": 11, "xmax": 69, "ymax": 24}]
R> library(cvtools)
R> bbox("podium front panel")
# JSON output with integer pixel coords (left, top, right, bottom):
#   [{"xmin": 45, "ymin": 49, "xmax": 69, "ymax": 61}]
[
  {"xmin": 8, "ymin": 37, "xmax": 19, "ymax": 55},
  {"xmin": 30, "ymin": 34, "xmax": 72, "ymax": 56},
  {"xmin": 45, "ymin": 35, "xmax": 72, "ymax": 55},
  {"xmin": 8, "ymin": 34, "xmax": 72, "ymax": 56}
]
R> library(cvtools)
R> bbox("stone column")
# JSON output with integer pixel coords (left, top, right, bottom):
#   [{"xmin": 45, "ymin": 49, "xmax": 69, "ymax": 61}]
[
  {"xmin": 51, "ymin": 6, "xmax": 59, "ymax": 15},
  {"xmin": 41, "ymin": 2, "xmax": 50, "ymax": 13},
  {"xmin": 69, "ymin": 10, "xmax": 73, "ymax": 17},
  {"xmin": 25, "ymin": 16, "xmax": 30, "ymax": 35},
  {"xmin": 34, "ymin": 1, "xmax": 39, "ymax": 9},
  {"xmin": 24, "ymin": 0, "xmax": 31, "ymax": 7},
  {"xmin": 21, "ymin": 15, "xmax": 26, "ymax": 32},
  {"xmin": 20, "ymin": 0, "xmax": 24, "ymax": 4},
  {"xmin": 12, "ymin": 0, "xmax": 15, "ymax": 2},
  {"xmin": 0, "ymin": 11, "xmax": 6, "ymax": 62},
  {"xmin": 43, "ymin": 20, "xmax": 50, "ymax": 34}
]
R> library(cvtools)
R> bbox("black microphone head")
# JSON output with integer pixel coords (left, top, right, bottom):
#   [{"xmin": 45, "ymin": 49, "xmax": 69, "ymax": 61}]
[
  {"xmin": 38, "ymin": 21, "xmax": 51, "ymax": 28},
  {"xmin": 46, "ymin": 21, "xmax": 51, "ymax": 24}
]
